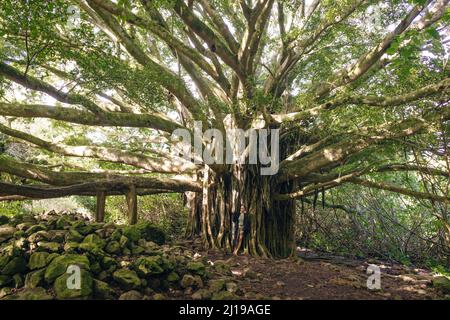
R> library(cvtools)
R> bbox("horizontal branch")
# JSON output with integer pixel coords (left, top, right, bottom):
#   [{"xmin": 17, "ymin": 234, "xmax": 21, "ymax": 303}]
[
  {"xmin": 302, "ymin": 198, "xmax": 362, "ymax": 216},
  {"xmin": 348, "ymin": 177, "xmax": 450, "ymax": 202},
  {"xmin": 0, "ymin": 124, "xmax": 196, "ymax": 174},
  {"xmin": 347, "ymin": 78, "xmax": 450, "ymax": 107},
  {"xmin": 274, "ymin": 170, "xmax": 363, "ymax": 200},
  {"xmin": 0, "ymin": 62, "xmax": 103, "ymax": 114},
  {"xmin": 0, "ymin": 155, "xmax": 201, "ymax": 192},
  {"xmin": 375, "ymin": 163, "xmax": 449, "ymax": 178},
  {"xmin": 0, "ymin": 102, "xmax": 184, "ymax": 133},
  {"xmin": 275, "ymin": 162, "xmax": 450, "ymax": 202},
  {"xmin": 271, "ymin": 78, "xmax": 450, "ymax": 124},
  {"xmin": 0, "ymin": 182, "xmax": 178, "ymax": 199},
  {"xmin": 278, "ymin": 108, "xmax": 449, "ymax": 182}
]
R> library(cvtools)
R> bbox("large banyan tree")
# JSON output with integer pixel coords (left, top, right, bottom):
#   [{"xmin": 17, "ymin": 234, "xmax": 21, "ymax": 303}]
[{"xmin": 0, "ymin": 0, "xmax": 449, "ymax": 258}]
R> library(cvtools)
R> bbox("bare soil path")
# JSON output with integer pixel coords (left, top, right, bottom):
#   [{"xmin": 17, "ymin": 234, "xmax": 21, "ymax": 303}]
[{"xmin": 182, "ymin": 240, "xmax": 448, "ymax": 300}]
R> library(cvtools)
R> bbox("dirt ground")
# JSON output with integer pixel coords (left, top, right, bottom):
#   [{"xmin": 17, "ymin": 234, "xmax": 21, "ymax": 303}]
[{"xmin": 181, "ymin": 241, "xmax": 449, "ymax": 300}]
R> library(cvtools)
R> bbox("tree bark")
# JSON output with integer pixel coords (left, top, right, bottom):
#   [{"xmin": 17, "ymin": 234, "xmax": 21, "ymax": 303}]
[
  {"xmin": 126, "ymin": 185, "xmax": 138, "ymax": 225},
  {"xmin": 186, "ymin": 164, "xmax": 296, "ymax": 258},
  {"xmin": 96, "ymin": 190, "xmax": 106, "ymax": 222}
]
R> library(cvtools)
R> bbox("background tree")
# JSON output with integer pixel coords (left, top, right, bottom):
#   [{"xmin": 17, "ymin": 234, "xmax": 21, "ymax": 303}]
[{"xmin": 0, "ymin": 0, "xmax": 449, "ymax": 258}]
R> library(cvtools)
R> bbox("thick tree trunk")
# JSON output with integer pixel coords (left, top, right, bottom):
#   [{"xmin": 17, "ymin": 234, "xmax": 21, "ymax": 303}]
[
  {"xmin": 184, "ymin": 115, "xmax": 304, "ymax": 258},
  {"xmin": 186, "ymin": 164, "xmax": 296, "ymax": 258}
]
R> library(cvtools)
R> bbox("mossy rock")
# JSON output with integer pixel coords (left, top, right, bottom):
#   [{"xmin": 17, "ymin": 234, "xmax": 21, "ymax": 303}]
[
  {"xmin": 27, "ymin": 231, "xmax": 50, "ymax": 243},
  {"xmin": 97, "ymin": 270, "xmax": 110, "ymax": 282},
  {"xmin": 180, "ymin": 274, "xmax": 196, "ymax": 288},
  {"xmin": 71, "ymin": 221, "xmax": 94, "ymax": 235},
  {"xmin": 78, "ymin": 242, "xmax": 105, "ymax": 255},
  {"xmin": 2, "ymin": 257, "xmax": 27, "ymax": 275},
  {"xmin": 24, "ymin": 224, "xmax": 46, "ymax": 236},
  {"xmin": 132, "ymin": 256, "xmax": 165, "ymax": 277},
  {"xmin": 53, "ymin": 269, "xmax": 93, "ymax": 300},
  {"xmin": 56, "ymin": 217, "xmax": 71, "ymax": 230},
  {"xmin": 93, "ymin": 279, "xmax": 116, "ymax": 299},
  {"xmin": 187, "ymin": 261, "xmax": 206, "ymax": 276},
  {"xmin": 14, "ymin": 230, "xmax": 26, "ymax": 239},
  {"xmin": 119, "ymin": 235, "xmax": 130, "ymax": 248},
  {"xmin": 131, "ymin": 245, "xmax": 145, "ymax": 255},
  {"xmin": 36, "ymin": 241, "xmax": 61, "ymax": 253},
  {"xmin": 211, "ymin": 291, "xmax": 239, "ymax": 300},
  {"xmin": 0, "ymin": 287, "xmax": 12, "ymax": 299},
  {"xmin": 29, "ymin": 252, "xmax": 50, "ymax": 270},
  {"xmin": 167, "ymin": 271, "xmax": 180, "ymax": 282},
  {"xmin": 0, "ymin": 254, "xmax": 10, "ymax": 270},
  {"xmin": 0, "ymin": 225, "xmax": 16, "ymax": 242},
  {"xmin": 122, "ymin": 226, "xmax": 141, "ymax": 242},
  {"xmin": 12, "ymin": 273, "xmax": 24, "ymax": 288},
  {"xmin": 100, "ymin": 256, "xmax": 116, "ymax": 268},
  {"xmin": 110, "ymin": 229, "xmax": 122, "ymax": 241},
  {"xmin": 87, "ymin": 261, "xmax": 100, "ymax": 274},
  {"xmin": 82, "ymin": 234, "xmax": 105, "ymax": 248},
  {"xmin": 45, "ymin": 254, "xmax": 90, "ymax": 283},
  {"xmin": 192, "ymin": 288, "xmax": 212, "ymax": 300},
  {"xmin": 66, "ymin": 229, "xmax": 84, "ymax": 243},
  {"xmin": 25, "ymin": 269, "xmax": 46, "ymax": 288},
  {"xmin": 1, "ymin": 287, "xmax": 52, "ymax": 300},
  {"xmin": 47, "ymin": 230, "xmax": 66, "ymax": 243},
  {"xmin": 122, "ymin": 222, "xmax": 166, "ymax": 245},
  {"xmin": 225, "ymin": 282, "xmax": 238, "ymax": 294},
  {"xmin": 1, "ymin": 244, "xmax": 22, "ymax": 258},
  {"xmin": 94, "ymin": 229, "xmax": 107, "ymax": 240},
  {"xmin": 432, "ymin": 276, "xmax": 450, "ymax": 294},
  {"xmin": 208, "ymin": 279, "xmax": 226, "ymax": 293},
  {"xmin": 119, "ymin": 290, "xmax": 143, "ymax": 300},
  {"xmin": 46, "ymin": 253, "xmax": 60, "ymax": 264},
  {"xmin": 16, "ymin": 222, "xmax": 34, "ymax": 231},
  {"xmin": 214, "ymin": 260, "xmax": 232, "ymax": 275},
  {"xmin": 105, "ymin": 241, "xmax": 121, "ymax": 254},
  {"xmin": 152, "ymin": 293, "xmax": 166, "ymax": 300},
  {"xmin": 113, "ymin": 269, "xmax": 141, "ymax": 290},
  {"xmin": 63, "ymin": 242, "xmax": 80, "ymax": 253},
  {"xmin": 0, "ymin": 275, "xmax": 12, "ymax": 287}
]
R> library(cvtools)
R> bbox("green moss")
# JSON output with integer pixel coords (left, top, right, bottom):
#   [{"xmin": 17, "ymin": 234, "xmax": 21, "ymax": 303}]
[
  {"xmin": 44, "ymin": 254, "xmax": 90, "ymax": 283},
  {"xmin": 1, "ymin": 287, "xmax": 52, "ymax": 300},
  {"xmin": 25, "ymin": 269, "xmax": 46, "ymax": 288},
  {"xmin": 132, "ymin": 256, "xmax": 165, "ymax": 277},
  {"xmin": 112, "ymin": 269, "xmax": 141, "ymax": 290},
  {"xmin": 122, "ymin": 222, "xmax": 166, "ymax": 245},
  {"xmin": 187, "ymin": 261, "xmax": 206, "ymax": 276},
  {"xmin": 28, "ymin": 252, "xmax": 50, "ymax": 270},
  {"xmin": 53, "ymin": 269, "xmax": 93, "ymax": 300},
  {"xmin": 2, "ymin": 257, "xmax": 27, "ymax": 275},
  {"xmin": 93, "ymin": 279, "xmax": 116, "ymax": 299}
]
